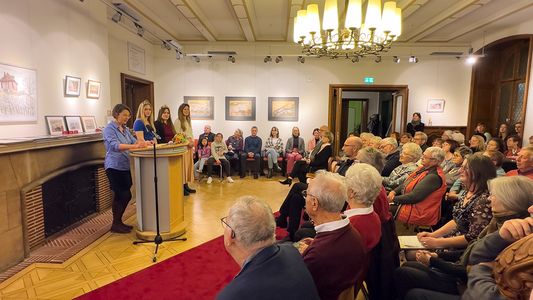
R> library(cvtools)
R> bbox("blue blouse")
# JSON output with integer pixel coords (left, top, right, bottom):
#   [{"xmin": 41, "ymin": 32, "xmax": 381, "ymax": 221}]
[
  {"xmin": 133, "ymin": 119, "xmax": 155, "ymax": 141},
  {"xmin": 103, "ymin": 122, "xmax": 137, "ymax": 171}
]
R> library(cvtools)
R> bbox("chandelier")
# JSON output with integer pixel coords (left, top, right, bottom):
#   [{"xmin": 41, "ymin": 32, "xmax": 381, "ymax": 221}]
[{"xmin": 293, "ymin": 0, "xmax": 402, "ymax": 59}]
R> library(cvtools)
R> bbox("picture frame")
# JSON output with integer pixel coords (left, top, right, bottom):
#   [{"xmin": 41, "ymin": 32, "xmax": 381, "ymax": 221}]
[
  {"xmin": 225, "ymin": 97, "xmax": 256, "ymax": 121},
  {"xmin": 87, "ymin": 80, "xmax": 101, "ymax": 99},
  {"xmin": 64, "ymin": 116, "xmax": 83, "ymax": 132},
  {"xmin": 268, "ymin": 97, "xmax": 299, "ymax": 121},
  {"xmin": 427, "ymin": 99, "xmax": 445, "ymax": 113},
  {"xmin": 0, "ymin": 63, "xmax": 38, "ymax": 123},
  {"xmin": 45, "ymin": 116, "xmax": 66, "ymax": 135},
  {"xmin": 64, "ymin": 75, "xmax": 81, "ymax": 97},
  {"xmin": 81, "ymin": 116, "xmax": 98, "ymax": 133},
  {"xmin": 184, "ymin": 96, "xmax": 214, "ymax": 120},
  {"xmin": 128, "ymin": 42, "xmax": 146, "ymax": 74}
]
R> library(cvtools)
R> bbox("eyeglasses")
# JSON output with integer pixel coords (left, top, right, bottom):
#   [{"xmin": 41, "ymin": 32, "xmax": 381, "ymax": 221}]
[
  {"xmin": 343, "ymin": 144, "xmax": 356, "ymax": 147},
  {"xmin": 220, "ymin": 216, "xmax": 236, "ymax": 238},
  {"xmin": 301, "ymin": 190, "xmax": 317, "ymax": 199}
]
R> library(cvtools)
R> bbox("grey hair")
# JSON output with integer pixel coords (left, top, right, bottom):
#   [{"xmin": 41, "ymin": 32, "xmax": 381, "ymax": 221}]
[
  {"xmin": 370, "ymin": 136, "xmax": 382, "ymax": 144},
  {"xmin": 488, "ymin": 176, "xmax": 533, "ymax": 214},
  {"xmin": 451, "ymin": 132, "xmax": 465, "ymax": 145},
  {"xmin": 228, "ymin": 196, "xmax": 276, "ymax": 248},
  {"xmin": 382, "ymin": 137, "xmax": 398, "ymax": 148},
  {"xmin": 345, "ymin": 163, "xmax": 382, "ymax": 207},
  {"xmin": 360, "ymin": 132, "xmax": 374, "ymax": 140},
  {"xmin": 357, "ymin": 146, "xmax": 386, "ymax": 173},
  {"xmin": 401, "ymin": 142, "xmax": 423, "ymax": 161},
  {"xmin": 235, "ymin": 128, "xmax": 243, "ymax": 136},
  {"xmin": 309, "ymin": 171, "xmax": 347, "ymax": 213},
  {"xmin": 455, "ymin": 145, "xmax": 473, "ymax": 159},
  {"xmin": 442, "ymin": 130, "xmax": 453, "ymax": 138},
  {"xmin": 323, "ymin": 131, "xmax": 334, "ymax": 143},
  {"xmin": 425, "ymin": 146, "xmax": 446, "ymax": 163},
  {"xmin": 414, "ymin": 131, "xmax": 428, "ymax": 142}
]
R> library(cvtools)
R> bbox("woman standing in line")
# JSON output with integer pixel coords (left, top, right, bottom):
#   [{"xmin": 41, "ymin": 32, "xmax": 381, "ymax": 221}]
[
  {"xmin": 103, "ymin": 104, "xmax": 148, "ymax": 233},
  {"xmin": 154, "ymin": 105, "xmax": 177, "ymax": 144},
  {"xmin": 175, "ymin": 103, "xmax": 196, "ymax": 195},
  {"xmin": 133, "ymin": 100, "xmax": 157, "ymax": 143}
]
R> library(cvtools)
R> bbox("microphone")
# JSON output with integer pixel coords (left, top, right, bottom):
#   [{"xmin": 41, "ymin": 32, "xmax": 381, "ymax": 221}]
[{"xmin": 145, "ymin": 125, "xmax": 161, "ymax": 140}]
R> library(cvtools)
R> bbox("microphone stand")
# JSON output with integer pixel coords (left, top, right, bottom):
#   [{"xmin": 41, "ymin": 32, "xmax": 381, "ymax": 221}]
[{"xmin": 133, "ymin": 130, "xmax": 186, "ymax": 263}]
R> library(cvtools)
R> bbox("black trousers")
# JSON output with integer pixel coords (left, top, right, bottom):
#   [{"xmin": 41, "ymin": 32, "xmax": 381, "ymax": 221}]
[
  {"xmin": 105, "ymin": 168, "xmax": 133, "ymax": 224},
  {"xmin": 239, "ymin": 153, "xmax": 260, "ymax": 176},
  {"xmin": 206, "ymin": 157, "xmax": 230, "ymax": 177},
  {"xmin": 278, "ymin": 182, "xmax": 308, "ymax": 239},
  {"xmin": 393, "ymin": 261, "xmax": 459, "ymax": 299},
  {"xmin": 290, "ymin": 160, "xmax": 309, "ymax": 182}
]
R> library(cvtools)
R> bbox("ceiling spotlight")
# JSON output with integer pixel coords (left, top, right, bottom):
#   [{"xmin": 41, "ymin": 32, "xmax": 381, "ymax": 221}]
[
  {"xmin": 264, "ymin": 56, "xmax": 272, "ymax": 63},
  {"xmin": 466, "ymin": 55, "xmax": 477, "ymax": 65},
  {"xmin": 351, "ymin": 56, "xmax": 359, "ymax": 63},
  {"xmin": 111, "ymin": 12, "xmax": 122, "ymax": 23},
  {"xmin": 228, "ymin": 55, "xmax": 236, "ymax": 63},
  {"xmin": 193, "ymin": 56, "xmax": 200, "ymax": 63},
  {"xmin": 161, "ymin": 40, "xmax": 171, "ymax": 50},
  {"xmin": 275, "ymin": 56, "xmax": 283, "ymax": 63},
  {"xmin": 409, "ymin": 56, "xmax": 419, "ymax": 63},
  {"xmin": 375, "ymin": 56, "xmax": 382, "ymax": 63},
  {"xmin": 134, "ymin": 23, "xmax": 144, "ymax": 37},
  {"xmin": 393, "ymin": 56, "xmax": 400, "ymax": 63},
  {"xmin": 175, "ymin": 50, "xmax": 181, "ymax": 60},
  {"xmin": 297, "ymin": 56, "xmax": 305, "ymax": 63}
]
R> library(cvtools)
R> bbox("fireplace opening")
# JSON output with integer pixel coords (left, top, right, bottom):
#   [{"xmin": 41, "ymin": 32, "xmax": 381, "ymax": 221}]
[{"xmin": 42, "ymin": 166, "xmax": 97, "ymax": 237}]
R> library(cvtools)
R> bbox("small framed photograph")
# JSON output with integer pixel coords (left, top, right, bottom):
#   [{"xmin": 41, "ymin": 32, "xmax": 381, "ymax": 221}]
[
  {"xmin": 81, "ymin": 116, "xmax": 98, "ymax": 133},
  {"xmin": 225, "ymin": 96, "xmax": 256, "ymax": 121},
  {"xmin": 184, "ymin": 96, "xmax": 214, "ymax": 120},
  {"xmin": 45, "ymin": 116, "xmax": 66, "ymax": 135},
  {"xmin": 64, "ymin": 75, "xmax": 81, "ymax": 97},
  {"xmin": 64, "ymin": 116, "xmax": 83, "ymax": 132},
  {"xmin": 268, "ymin": 97, "xmax": 299, "ymax": 121},
  {"xmin": 427, "ymin": 99, "xmax": 445, "ymax": 113},
  {"xmin": 87, "ymin": 80, "xmax": 101, "ymax": 99}
]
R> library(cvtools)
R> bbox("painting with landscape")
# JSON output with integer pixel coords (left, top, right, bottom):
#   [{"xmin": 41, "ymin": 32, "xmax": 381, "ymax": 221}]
[
  {"xmin": 225, "ymin": 97, "xmax": 256, "ymax": 121},
  {"xmin": 0, "ymin": 63, "xmax": 37, "ymax": 123},
  {"xmin": 184, "ymin": 96, "xmax": 214, "ymax": 120},
  {"xmin": 268, "ymin": 97, "xmax": 299, "ymax": 121}
]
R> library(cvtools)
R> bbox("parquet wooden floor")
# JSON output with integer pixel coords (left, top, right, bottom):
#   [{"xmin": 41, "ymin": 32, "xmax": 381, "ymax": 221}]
[{"xmin": 0, "ymin": 176, "xmax": 288, "ymax": 300}]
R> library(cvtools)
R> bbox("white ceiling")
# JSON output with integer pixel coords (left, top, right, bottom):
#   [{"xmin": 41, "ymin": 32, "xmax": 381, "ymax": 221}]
[{"xmin": 109, "ymin": 0, "xmax": 533, "ymax": 47}]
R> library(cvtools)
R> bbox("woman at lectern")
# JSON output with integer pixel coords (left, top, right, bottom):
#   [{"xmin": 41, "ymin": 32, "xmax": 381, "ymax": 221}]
[
  {"xmin": 104, "ymin": 104, "xmax": 149, "ymax": 234},
  {"xmin": 175, "ymin": 103, "xmax": 196, "ymax": 196},
  {"xmin": 133, "ymin": 100, "xmax": 157, "ymax": 144},
  {"xmin": 154, "ymin": 105, "xmax": 177, "ymax": 143}
]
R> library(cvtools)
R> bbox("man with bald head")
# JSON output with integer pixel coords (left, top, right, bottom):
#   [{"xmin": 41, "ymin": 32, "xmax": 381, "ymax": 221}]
[{"xmin": 276, "ymin": 136, "xmax": 363, "ymax": 241}]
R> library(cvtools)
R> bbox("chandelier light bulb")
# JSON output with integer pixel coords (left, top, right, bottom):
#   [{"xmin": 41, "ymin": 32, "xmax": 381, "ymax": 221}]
[
  {"xmin": 466, "ymin": 56, "xmax": 477, "ymax": 65},
  {"xmin": 381, "ymin": 2, "xmax": 396, "ymax": 35},
  {"xmin": 365, "ymin": 0, "xmax": 382, "ymax": 31},
  {"xmin": 345, "ymin": 0, "xmax": 362, "ymax": 29},
  {"xmin": 323, "ymin": 0, "xmax": 339, "ymax": 32},
  {"xmin": 306, "ymin": 4, "xmax": 321, "ymax": 34}
]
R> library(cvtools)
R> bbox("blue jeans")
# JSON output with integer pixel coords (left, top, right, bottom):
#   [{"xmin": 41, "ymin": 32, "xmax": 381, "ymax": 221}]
[{"xmin": 265, "ymin": 149, "xmax": 280, "ymax": 169}]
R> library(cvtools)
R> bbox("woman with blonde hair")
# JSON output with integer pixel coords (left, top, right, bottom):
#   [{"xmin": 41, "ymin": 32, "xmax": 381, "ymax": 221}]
[
  {"xmin": 175, "ymin": 103, "xmax": 196, "ymax": 195},
  {"xmin": 133, "ymin": 100, "xmax": 157, "ymax": 143}
]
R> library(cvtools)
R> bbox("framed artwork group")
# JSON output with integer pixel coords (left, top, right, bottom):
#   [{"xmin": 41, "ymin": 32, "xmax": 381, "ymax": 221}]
[
  {"xmin": 64, "ymin": 76, "xmax": 101, "ymax": 99},
  {"xmin": 45, "ymin": 115, "xmax": 97, "ymax": 135},
  {"xmin": 183, "ymin": 96, "xmax": 299, "ymax": 122}
]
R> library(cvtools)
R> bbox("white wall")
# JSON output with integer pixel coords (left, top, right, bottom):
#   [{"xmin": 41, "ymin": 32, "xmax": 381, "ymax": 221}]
[
  {"xmin": 154, "ymin": 45, "xmax": 472, "ymax": 144},
  {"xmin": 0, "ymin": 0, "xmax": 111, "ymax": 138}
]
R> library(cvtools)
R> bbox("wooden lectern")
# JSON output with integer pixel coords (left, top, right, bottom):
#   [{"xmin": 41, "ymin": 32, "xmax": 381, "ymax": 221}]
[{"xmin": 130, "ymin": 143, "xmax": 189, "ymax": 240}]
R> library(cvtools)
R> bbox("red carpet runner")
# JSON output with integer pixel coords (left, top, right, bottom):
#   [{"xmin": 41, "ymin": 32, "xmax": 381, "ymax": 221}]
[{"xmin": 78, "ymin": 227, "xmax": 289, "ymax": 300}]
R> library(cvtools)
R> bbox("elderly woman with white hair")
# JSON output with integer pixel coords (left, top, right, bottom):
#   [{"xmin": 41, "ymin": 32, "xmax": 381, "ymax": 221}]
[
  {"xmin": 218, "ymin": 196, "xmax": 319, "ymax": 300},
  {"xmin": 383, "ymin": 142, "xmax": 422, "ymax": 191},
  {"xmin": 389, "ymin": 147, "xmax": 448, "ymax": 227}
]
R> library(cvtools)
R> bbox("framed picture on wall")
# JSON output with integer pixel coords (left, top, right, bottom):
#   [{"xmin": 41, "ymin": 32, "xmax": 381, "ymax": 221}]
[
  {"xmin": 45, "ymin": 116, "xmax": 66, "ymax": 135},
  {"xmin": 427, "ymin": 99, "xmax": 445, "ymax": 113},
  {"xmin": 81, "ymin": 116, "xmax": 98, "ymax": 133},
  {"xmin": 0, "ymin": 63, "xmax": 37, "ymax": 123},
  {"xmin": 268, "ymin": 97, "xmax": 299, "ymax": 121},
  {"xmin": 87, "ymin": 80, "xmax": 101, "ymax": 99},
  {"xmin": 128, "ymin": 42, "xmax": 146, "ymax": 75},
  {"xmin": 64, "ymin": 116, "xmax": 83, "ymax": 132},
  {"xmin": 64, "ymin": 75, "xmax": 81, "ymax": 97},
  {"xmin": 225, "ymin": 97, "xmax": 256, "ymax": 121},
  {"xmin": 184, "ymin": 96, "xmax": 214, "ymax": 120}
]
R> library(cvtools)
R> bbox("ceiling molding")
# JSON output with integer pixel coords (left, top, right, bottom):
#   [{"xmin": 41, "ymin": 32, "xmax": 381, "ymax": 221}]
[
  {"xmin": 227, "ymin": 0, "xmax": 255, "ymax": 41},
  {"xmin": 169, "ymin": 0, "xmax": 217, "ymax": 41},
  {"xmin": 123, "ymin": 0, "xmax": 181, "ymax": 42}
]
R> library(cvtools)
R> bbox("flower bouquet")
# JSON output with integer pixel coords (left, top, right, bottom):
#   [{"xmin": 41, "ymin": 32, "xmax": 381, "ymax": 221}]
[{"xmin": 172, "ymin": 132, "xmax": 189, "ymax": 144}]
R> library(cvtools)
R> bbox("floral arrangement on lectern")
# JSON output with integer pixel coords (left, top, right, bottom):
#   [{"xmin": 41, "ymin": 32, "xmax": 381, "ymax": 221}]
[{"xmin": 172, "ymin": 132, "xmax": 189, "ymax": 144}]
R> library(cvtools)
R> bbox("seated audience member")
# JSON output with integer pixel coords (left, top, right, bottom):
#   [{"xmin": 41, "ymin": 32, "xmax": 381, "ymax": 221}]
[
  {"xmin": 487, "ymin": 137, "xmax": 506, "ymax": 153},
  {"xmin": 276, "ymin": 137, "xmax": 362, "ymax": 240},
  {"xmin": 389, "ymin": 147, "xmax": 447, "ymax": 226},
  {"xmin": 529, "ymin": 135, "xmax": 533, "ymax": 146},
  {"xmin": 506, "ymin": 145, "xmax": 533, "ymax": 179},
  {"xmin": 497, "ymin": 122, "xmax": 510, "ymax": 141},
  {"xmin": 369, "ymin": 136, "xmax": 383, "ymax": 149},
  {"xmin": 280, "ymin": 130, "xmax": 332, "ymax": 185},
  {"xmin": 217, "ymin": 196, "xmax": 320, "ymax": 300},
  {"xmin": 505, "ymin": 135, "xmax": 522, "ymax": 161},
  {"xmin": 395, "ymin": 176, "xmax": 533, "ymax": 299},
  {"xmin": 226, "ymin": 129, "xmax": 244, "ymax": 174},
  {"xmin": 400, "ymin": 132, "xmax": 413, "ymax": 147},
  {"xmin": 413, "ymin": 131, "xmax": 428, "ymax": 152},
  {"xmin": 390, "ymin": 131, "xmax": 401, "ymax": 144},
  {"xmin": 441, "ymin": 130, "xmax": 453, "ymax": 141},
  {"xmin": 264, "ymin": 126, "xmax": 284, "ymax": 178},
  {"xmin": 299, "ymin": 172, "xmax": 366, "ymax": 300},
  {"xmin": 306, "ymin": 128, "xmax": 320, "ymax": 154},
  {"xmin": 416, "ymin": 153, "xmax": 495, "ymax": 249},
  {"xmin": 344, "ymin": 163, "xmax": 383, "ymax": 251},
  {"xmin": 240, "ymin": 126, "xmax": 262, "ymax": 179},
  {"xmin": 154, "ymin": 105, "xmax": 176, "ymax": 143},
  {"xmin": 469, "ymin": 135, "xmax": 486, "ymax": 153},
  {"xmin": 473, "ymin": 122, "xmax": 491, "ymax": 141},
  {"xmin": 198, "ymin": 124, "xmax": 215, "ymax": 143},
  {"xmin": 451, "ymin": 131, "xmax": 466, "ymax": 145},
  {"xmin": 194, "ymin": 137, "xmax": 211, "ymax": 178},
  {"xmin": 380, "ymin": 137, "xmax": 402, "ymax": 176},
  {"xmin": 445, "ymin": 146, "xmax": 473, "ymax": 187},
  {"xmin": 360, "ymin": 132, "xmax": 375, "ymax": 147},
  {"xmin": 407, "ymin": 112, "xmax": 425, "ymax": 136},
  {"xmin": 512, "ymin": 121, "xmax": 523, "ymax": 137},
  {"xmin": 206, "ymin": 133, "xmax": 233, "ymax": 184},
  {"xmin": 483, "ymin": 150, "xmax": 506, "ymax": 177},
  {"xmin": 383, "ymin": 142, "xmax": 422, "ymax": 191},
  {"xmin": 285, "ymin": 127, "xmax": 306, "ymax": 175},
  {"xmin": 441, "ymin": 139, "xmax": 460, "ymax": 174},
  {"xmin": 432, "ymin": 138, "xmax": 444, "ymax": 148}
]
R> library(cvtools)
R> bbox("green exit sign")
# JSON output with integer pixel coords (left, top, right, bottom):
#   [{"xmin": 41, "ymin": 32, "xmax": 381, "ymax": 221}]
[{"xmin": 364, "ymin": 77, "xmax": 375, "ymax": 84}]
